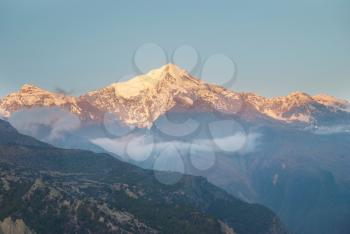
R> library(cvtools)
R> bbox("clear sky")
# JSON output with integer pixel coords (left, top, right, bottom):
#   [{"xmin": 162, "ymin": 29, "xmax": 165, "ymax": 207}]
[{"xmin": 0, "ymin": 0, "xmax": 349, "ymax": 100}]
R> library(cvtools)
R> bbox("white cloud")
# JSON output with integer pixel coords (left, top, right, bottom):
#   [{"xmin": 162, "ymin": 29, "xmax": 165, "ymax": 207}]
[
  {"xmin": 91, "ymin": 132, "xmax": 261, "ymax": 162},
  {"xmin": 272, "ymin": 174, "xmax": 279, "ymax": 186},
  {"xmin": 8, "ymin": 107, "xmax": 81, "ymax": 140},
  {"xmin": 313, "ymin": 125, "xmax": 350, "ymax": 134},
  {"xmin": 0, "ymin": 108, "xmax": 9, "ymax": 119}
]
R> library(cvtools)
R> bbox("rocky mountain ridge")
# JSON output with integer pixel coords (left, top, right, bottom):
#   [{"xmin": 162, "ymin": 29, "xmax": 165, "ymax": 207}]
[{"xmin": 0, "ymin": 64, "xmax": 349, "ymax": 128}]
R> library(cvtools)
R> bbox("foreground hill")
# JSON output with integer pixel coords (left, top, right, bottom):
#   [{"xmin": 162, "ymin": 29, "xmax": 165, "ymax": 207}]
[{"xmin": 0, "ymin": 119, "xmax": 286, "ymax": 234}]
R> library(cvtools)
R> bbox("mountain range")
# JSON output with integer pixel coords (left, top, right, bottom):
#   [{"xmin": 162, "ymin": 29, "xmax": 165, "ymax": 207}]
[
  {"xmin": 1, "ymin": 64, "xmax": 349, "ymax": 128},
  {"xmin": 1, "ymin": 64, "xmax": 350, "ymax": 234}
]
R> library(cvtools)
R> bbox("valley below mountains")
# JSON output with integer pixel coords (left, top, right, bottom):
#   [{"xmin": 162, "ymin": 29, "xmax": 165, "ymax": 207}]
[{"xmin": 0, "ymin": 119, "xmax": 286, "ymax": 234}]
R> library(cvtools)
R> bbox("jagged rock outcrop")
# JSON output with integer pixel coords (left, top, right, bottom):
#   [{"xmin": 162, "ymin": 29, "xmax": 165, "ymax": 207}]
[{"xmin": 0, "ymin": 217, "xmax": 34, "ymax": 234}]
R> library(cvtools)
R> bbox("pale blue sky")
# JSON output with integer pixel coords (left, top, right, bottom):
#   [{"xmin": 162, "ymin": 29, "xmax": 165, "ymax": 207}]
[{"xmin": 0, "ymin": 0, "xmax": 349, "ymax": 100}]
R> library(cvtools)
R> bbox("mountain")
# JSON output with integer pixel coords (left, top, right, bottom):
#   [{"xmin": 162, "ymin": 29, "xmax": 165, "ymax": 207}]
[
  {"xmin": 313, "ymin": 94, "xmax": 350, "ymax": 112},
  {"xmin": 1, "ymin": 64, "xmax": 350, "ymax": 233},
  {"xmin": 82, "ymin": 64, "xmax": 243, "ymax": 128},
  {"xmin": 0, "ymin": 84, "xmax": 102, "ymax": 122},
  {"xmin": 241, "ymin": 92, "xmax": 350, "ymax": 125},
  {"xmin": 0, "ymin": 119, "xmax": 287, "ymax": 234},
  {"xmin": 1, "ymin": 64, "xmax": 349, "ymax": 128},
  {"xmin": 0, "ymin": 84, "xmax": 78, "ymax": 115}
]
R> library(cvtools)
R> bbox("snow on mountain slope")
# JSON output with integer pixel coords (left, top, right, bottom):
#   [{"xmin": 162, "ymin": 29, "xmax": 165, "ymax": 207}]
[
  {"xmin": 83, "ymin": 64, "xmax": 242, "ymax": 127},
  {"xmin": 0, "ymin": 84, "xmax": 79, "ymax": 112},
  {"xmin": 313, "ymin": 94, "xmax": 350, "ymax": 112},
  {"xmin": 0, "ymin": 84, "xmax": 104, "ymax": 121},
  {"xmin": 242, "ymin": 91, "xmax": 350, "ymax": 124},
  {"xmin": 242, "ymin": 92, "xmax": 319, "ymax": 123},
  {"xmin": 0, "ymin": 64, "xmax": 349, "ymax": 128}
]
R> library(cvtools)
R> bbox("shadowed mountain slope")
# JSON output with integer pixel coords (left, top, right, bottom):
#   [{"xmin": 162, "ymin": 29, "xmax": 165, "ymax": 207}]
[{"xmin": 0, "ymin": 119, "xmax": 287, "ymax": 234}]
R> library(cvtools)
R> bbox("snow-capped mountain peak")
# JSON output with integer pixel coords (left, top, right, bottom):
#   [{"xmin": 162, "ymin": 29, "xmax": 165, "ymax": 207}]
[
  {"xmin": 241, "ymin": 92, "xmax": 315, "ymax": 123},
  {"xmin": 313, "ymin": 94, "xmax": 350, "ymax": 112},
  {"xmin": 19, "ymin": 84, "xmax": 45, "ymax": 92},
  {"xmin": 286, "ymin": 91, "xmax": 314, "ymax": 103},
  {"xmin": 0, "ymin": 84, "xmax": 81, "ymax": 115},
  {"xmin": 105, "ymin": 64, "xmax": 196, "ymax": 99},
  {"xmin": 83, "ymin": 64, "xmax": 242, "ymax": 127},
  {"xmin": 0, "ymin": 65, "xmax": 349, "ymax": 128},
  {"xmin": 241, "ymin": 91, "xmax": 350, "ymax": 124}
]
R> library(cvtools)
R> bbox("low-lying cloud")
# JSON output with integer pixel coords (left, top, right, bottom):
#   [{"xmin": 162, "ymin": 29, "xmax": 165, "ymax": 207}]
[
  {"xmin": 312, "ymin": 125, "xmax": 350, "ymax": 135},
  {"xmin": 91, "ymin": 131, "xmax": 261, "ymax": 162},
  {"xmin": 9, "ymin": 107, "xmax": 81, "ymax": 140}
]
